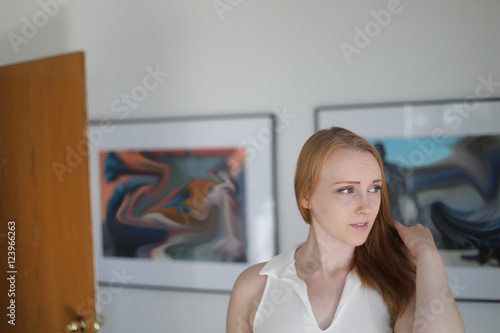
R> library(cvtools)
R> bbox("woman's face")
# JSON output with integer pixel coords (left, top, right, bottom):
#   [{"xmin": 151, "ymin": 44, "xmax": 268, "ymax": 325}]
[{"xmin": 302, "ymin": 147, "xmax": 382, "ymax": 247}]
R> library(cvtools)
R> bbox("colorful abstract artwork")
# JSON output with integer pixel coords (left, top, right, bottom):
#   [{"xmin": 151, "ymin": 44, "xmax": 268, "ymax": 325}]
[
  {"xmin": 89, "ymin": 116, "xmax": 276, "ymax": 291},
  {"xmin": 370, "ymin": 135, "xmax": 500, "ymax": 264},
  {"xmin": 316, "ymin": 100, "xmax": 500, "ymax": 300},
  {"xmin": 99, "ymin": 148, "xmax": 247, "ymax": 263}
]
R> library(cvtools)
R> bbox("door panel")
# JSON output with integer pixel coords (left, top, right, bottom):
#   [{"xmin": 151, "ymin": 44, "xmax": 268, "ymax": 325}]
[{"xmin": 0, "ymin": 52, "xmax": 96, "ymax": 332}]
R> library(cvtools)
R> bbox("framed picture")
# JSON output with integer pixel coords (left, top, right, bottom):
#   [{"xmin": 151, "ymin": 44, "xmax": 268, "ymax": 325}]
[
  {"xmin": 89, "ymin": 114, "xmax": 277, "ymax": 292},
  {"xmin": 315, "ymin": 99, "xmax": 500, "ymax": 301}
]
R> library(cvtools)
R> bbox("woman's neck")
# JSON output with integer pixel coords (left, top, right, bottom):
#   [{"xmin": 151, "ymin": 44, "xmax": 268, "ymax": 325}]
[{"xmin": 295, "ymin": 223, "xmax": 355, "ymax": 275}]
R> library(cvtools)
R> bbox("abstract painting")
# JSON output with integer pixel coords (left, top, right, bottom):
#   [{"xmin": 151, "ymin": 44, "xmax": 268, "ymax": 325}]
[
  {"xmin": 99, "ymin": 148, "xmax": 247, "ymax": 263},
  {"xmin": 89, "ymin": 115, "xmax": 276, "ymax": 291},
  {"xmin": 316, "ymin": 99, "xmax": 500, "ymax": 300},
  {"xmin": 370, "ymin": 135, "xmax": 500, "ymax": 265}
]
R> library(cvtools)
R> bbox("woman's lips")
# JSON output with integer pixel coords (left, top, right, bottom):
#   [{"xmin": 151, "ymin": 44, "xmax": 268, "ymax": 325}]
[{"xmin": 350, "ymin": 222, "xmax": 368, "ymax": 231}]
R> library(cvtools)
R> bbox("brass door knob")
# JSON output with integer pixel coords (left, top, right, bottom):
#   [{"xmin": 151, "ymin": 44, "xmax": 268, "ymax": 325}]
[
  {"xmin": 93, "ymin": 315, "xmax": 104, "ymax": 332},
  {"xmin": 67, "ymin": 321, "xmax": 79, "ymax": 332},
  {"xmin": 67, "ymin": 316, "xmax": 87, "ymax": 332},
  {"xmin": 67, "ymin": 315, "xmax": 103, "ymax": 332}
]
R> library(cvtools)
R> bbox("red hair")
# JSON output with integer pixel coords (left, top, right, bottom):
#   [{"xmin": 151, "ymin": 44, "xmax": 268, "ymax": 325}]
[{"xmin": 294, "ymin": 127, "xmax": 415, "ymax": 327}]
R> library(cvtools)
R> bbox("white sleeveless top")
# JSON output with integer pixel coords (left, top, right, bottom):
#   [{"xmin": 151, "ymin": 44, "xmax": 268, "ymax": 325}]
[{"xmin": 253, "ymin": 244, "xmax": 392, "ymax": 333}]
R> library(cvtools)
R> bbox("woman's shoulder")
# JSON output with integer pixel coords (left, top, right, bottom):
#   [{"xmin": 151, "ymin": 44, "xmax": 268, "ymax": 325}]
[
  {"xmin": 232, "ymin": 262, "xmax": 268, "ymax": 296},
  {"xmin": 227, "ymin": 262, "xmax": 269, "ymax": 332}
]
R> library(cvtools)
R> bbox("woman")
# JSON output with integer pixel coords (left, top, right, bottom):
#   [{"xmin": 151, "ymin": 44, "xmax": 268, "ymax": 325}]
[{"xmin": 226, "ymin": 127, "xmax": 465, "ymax": 332}]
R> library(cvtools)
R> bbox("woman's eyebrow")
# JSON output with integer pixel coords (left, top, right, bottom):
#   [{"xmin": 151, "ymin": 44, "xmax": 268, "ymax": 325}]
[{"xmin": 332, "ymin": 179, "xmax": 383, "ymax": 185}]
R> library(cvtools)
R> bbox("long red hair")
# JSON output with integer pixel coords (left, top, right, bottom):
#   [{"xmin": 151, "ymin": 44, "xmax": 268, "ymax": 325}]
[{"xmin": 294, "ymin": 127, "xmax": 415, "ymax": 327}]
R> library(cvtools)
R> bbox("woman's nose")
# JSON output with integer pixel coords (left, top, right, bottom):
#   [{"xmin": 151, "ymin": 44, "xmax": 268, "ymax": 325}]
[{"xmin": 356, "ymin": 194, "xmax": 372, "ymax": 214}]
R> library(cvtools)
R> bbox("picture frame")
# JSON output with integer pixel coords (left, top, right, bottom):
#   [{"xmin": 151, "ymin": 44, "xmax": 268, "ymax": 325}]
[
  {"xmin": 315, "ymin": 99, "xmax": 500, "ymax": 301},
  {"xmin": 88, "ymin": 114, "xmax": 277, "ymax": 292}
]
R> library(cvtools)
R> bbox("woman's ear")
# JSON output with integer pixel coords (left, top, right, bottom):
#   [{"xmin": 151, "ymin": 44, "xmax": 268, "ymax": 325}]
[{"xmin": 301, "ymin": 196, "xmax": 310, "ymax": 209}]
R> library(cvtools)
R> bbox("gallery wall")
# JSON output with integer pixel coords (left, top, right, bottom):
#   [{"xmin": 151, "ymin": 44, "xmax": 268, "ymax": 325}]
[{"xmin": 2, "ymin": 0, "xmax": 500, "ymax": 332}]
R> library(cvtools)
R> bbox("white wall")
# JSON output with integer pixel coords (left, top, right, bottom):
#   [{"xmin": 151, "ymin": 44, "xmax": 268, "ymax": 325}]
[{"xmin": 2, "ymin": 0, "xmax": 500, "ymax": 332}]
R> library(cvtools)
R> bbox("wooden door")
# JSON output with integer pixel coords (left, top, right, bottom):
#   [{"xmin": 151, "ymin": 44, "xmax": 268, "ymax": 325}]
[{"xmin": 0, "ymin": 52, "xmax": 97, "ymax": 332}]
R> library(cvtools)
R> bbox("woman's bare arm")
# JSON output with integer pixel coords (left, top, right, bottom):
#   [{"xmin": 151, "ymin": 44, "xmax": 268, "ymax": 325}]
[
  {"xmin": 226, "ymin": 263, "xmax": 268, "ymax": 333},
  {"xmin": 394, "ymin": 221, "xmax": 465, "ymax": 333}
]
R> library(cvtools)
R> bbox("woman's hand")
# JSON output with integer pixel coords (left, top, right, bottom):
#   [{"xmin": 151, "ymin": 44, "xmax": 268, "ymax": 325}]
[
  {"xmin": 393, "ymin": 221, "xmax": 466, "ymax": 333},
  {"xmin": 394, "ymin": 220, "xmax": 439, "ymax": 261}
]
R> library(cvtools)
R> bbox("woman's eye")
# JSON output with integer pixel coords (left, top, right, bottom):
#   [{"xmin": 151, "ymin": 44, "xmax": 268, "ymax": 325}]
[
  {"xmin": 369, "ymin": 185, "xmax": 381, "ymax": 193},
  {"xmin": 338, "ymin": 187, "xmax": 353, "ymax": 194}
]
